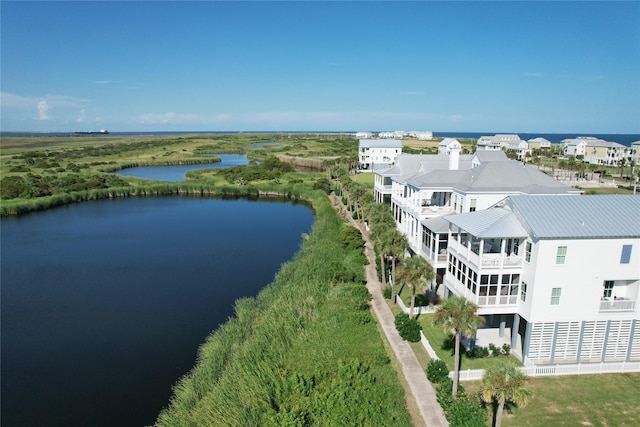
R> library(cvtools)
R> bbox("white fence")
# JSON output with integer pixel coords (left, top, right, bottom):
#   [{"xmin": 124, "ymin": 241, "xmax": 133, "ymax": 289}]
[
  {"xmin": 396, "ymin": 294, "xmax": 438, "ymax": 316},
  {"xmin": 451, "ymin": 361, "xmax": 640, "ymax": 381}
]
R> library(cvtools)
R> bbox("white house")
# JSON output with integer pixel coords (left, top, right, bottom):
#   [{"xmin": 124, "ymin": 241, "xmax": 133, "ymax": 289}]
[
  {"xmin": 563, "ymin": 137, "xmax": 629, "ymax": 166},
  {"xmin": 632, "ymin": 141, "xmax": 640, "ymax": 165},
  {"xmin": 355, "ymin": 131, "xmax": 373, "ymax": 139},
  {"xmin": 443, "ymin": 195, "xmax": 640, "ymax": 365},
  {"xmin": 374, "ymin": 147, "xmax": 581, "ymax": 291},
  {"xmin": 358, "ymin": 139, "xmax": 403, "ymax": 172},
  {"xmin": 477, "ymin": 134, "xmax": 525, "ymax": 151},
  {"xmin": 410, "ymin": 131, "xmax": 434, "ymax": 140}
]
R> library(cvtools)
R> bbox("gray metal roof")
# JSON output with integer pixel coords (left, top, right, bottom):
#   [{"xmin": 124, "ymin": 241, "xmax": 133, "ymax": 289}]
[
  {"xmin": 445, "ymin": 208, "xmax": 529, "ymax": 238},
  {"xmin": 421, "ymin": 215, "xmax": 452, "ymax": 233},
  {"xmin": 406, "ymin": 161, "xmax": 577, "ymax": 195},
  {"xmin": 505, "ymin": 195, "xmax": 640, "ymax": 239}
]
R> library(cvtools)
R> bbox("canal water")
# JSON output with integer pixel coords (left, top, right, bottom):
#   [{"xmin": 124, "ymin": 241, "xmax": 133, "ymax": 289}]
[{"xmin": 1, "ymin": 190, "xmax": 314, "ymax": 424}]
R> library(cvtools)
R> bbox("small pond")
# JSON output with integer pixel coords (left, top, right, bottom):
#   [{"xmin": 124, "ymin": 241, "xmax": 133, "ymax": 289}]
[{"xmin": 115, "ymin": 153, "xmax": 248, "ymax": 181}]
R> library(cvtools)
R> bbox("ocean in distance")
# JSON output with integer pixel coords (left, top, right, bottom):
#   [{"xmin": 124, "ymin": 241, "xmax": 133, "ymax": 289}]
[{"xmin": 2, "ymin": 130, "xmax": 638, "ymax": 146}]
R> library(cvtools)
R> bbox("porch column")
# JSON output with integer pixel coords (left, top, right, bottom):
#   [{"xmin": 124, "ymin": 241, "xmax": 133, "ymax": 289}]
[
  {"xmin": 522, "ymin": 321, "xmax": 533, "ymax": 365},
  {"xmin": 511, "ymin": 314, "xmax": 520, "ymax": 350},
  {"xmin": 550, "ymin": 322, "xmax": 559, "ymax": 364},
  {"xmin": 499, "ymin": 315, "xmax": 506, "ymax": 338}
]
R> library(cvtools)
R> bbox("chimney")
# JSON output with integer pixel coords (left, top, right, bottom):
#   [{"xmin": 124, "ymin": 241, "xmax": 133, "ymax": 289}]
[{"xmin": 448, "ymin": 140, "xmax": 461, "ymax": 170}]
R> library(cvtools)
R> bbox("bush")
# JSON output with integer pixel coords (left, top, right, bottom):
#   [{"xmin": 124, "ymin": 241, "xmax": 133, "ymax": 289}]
[
  {"xmin": 426, "ymin": 359, "xmax": 449, "ymax": 384},
  {"xmin": 394, "ymin": 313, "xmax": 422, "ymax": 342},
  {"xmin": 489, "ymin": 343, "xmax": 502, "ymax": 357},
  {"xmin": 502, "ymin": 343, "xmax": 511, "ymax": 356},
  {"xmin": 468, "ymin": 346, "xmax": 489, "ymax": 359},
  {"xmin": 382, "ymin": 286, "xmax": 392, "ymax": 299}
]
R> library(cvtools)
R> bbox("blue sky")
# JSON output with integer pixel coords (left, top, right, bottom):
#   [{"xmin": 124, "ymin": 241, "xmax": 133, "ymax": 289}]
[{"xmin": 2, "ymin": 1, "xmax": 639, "ymax": 133}]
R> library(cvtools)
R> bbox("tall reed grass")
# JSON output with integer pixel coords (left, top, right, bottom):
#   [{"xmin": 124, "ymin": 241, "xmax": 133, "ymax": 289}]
[{"xmin": 154, "ymin": 192, "xmax": 412, "ymax": 426}]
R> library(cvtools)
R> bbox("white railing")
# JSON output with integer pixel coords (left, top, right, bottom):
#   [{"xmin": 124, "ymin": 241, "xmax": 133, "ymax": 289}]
[
  {"xmin": 599, "ymin": 299, "xmax": 636, "ymax": 311},
  {"xmin": 451, "ymin": 361, "xmax": 640, "ymax": 381},
  {"xmin": 420, "ymin": 331, "xmax": 440, "ymax": 360},
  {"xmin": 396, "ymin": 295, "xmax": 438, "ymax": 316}
]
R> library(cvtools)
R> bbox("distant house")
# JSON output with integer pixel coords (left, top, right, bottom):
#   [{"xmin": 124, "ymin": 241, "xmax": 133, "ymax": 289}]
[
  {"xmin": 410, "ymin": 131, "xmax": 433, "ymax": 140},
  {"xmin": 358, "ymin": 139, "xmax": 403, "ymax": 172},
  {"xmin": 477, "ymin": 135, "xmax": 502, "ymax": 151},
  {"xmin": 477, "ymin": 134, "xmax": 524, "ymax": 151},
  {"xmin": 563, "ymin": 137, "xmax": 628, "ymax": 165},
  {"xmin": 443, "ymin": 195, "xmax": 640, "ymax": 365},
  {"xmin": 355, "ymin": 131, "xmax": 373, "ymax": 139},
  {"xmin": 527, "ymin": 137, "xmax": 552, "ymax": 150},
  {"xmin": 632, "ymin": 141, "xmax": 640, "ymax": 165}
]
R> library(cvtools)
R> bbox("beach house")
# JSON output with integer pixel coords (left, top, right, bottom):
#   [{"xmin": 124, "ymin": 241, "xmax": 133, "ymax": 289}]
[
  {"xmin": 358, "ymin": 139, "xmax": 403, "ymax": 172},
  {"xmin": 442, "ymin": 195, "xmax": 640, "ymax": 365}
]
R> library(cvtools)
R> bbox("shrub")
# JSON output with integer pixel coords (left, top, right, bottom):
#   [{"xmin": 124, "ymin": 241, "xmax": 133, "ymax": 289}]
[
  {"xmin": 394, "ymin": 313, "xmax": 422, "ymax": 342},
  {"xmin": 489, "ymin": 343, "xmax": 502, "ymax": 357},
  {"xmin": 382, "ymin": 286, "xmax": 392, "ymax": 299},
  {"xmin": 502, "ymin": 343, "xmax": 511, "ymax": 356},
  {"xmin": 468, "ymin": 346, "xmax": 489, "ymax": 359},
  {"xmin": 426, "ymin": 359, "xmax": 449, "ymax": 384}
]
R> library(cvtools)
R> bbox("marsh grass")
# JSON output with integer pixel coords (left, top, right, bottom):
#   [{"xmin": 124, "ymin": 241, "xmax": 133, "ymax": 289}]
[{"xmin": 155, "ymin": 193, "xmax": 413, "ymax": 426}]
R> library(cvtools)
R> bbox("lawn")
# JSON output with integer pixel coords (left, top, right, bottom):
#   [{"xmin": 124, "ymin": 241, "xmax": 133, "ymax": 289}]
[{"xmin": 463, "ymin": 373, "xmax": 640, "ymax": 427}]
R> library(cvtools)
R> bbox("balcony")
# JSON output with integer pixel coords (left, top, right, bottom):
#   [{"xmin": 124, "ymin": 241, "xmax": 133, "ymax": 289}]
[{"xmin": 599, "ymin": 298, "xmax": 636, "ymax": 312}]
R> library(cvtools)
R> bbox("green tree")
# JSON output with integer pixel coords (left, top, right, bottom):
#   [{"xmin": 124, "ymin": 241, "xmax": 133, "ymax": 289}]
[
  {"xmin": 432, "ymin": 296, "xmax": 484, "ymax": 398},
  {"xmin": 396, "ymin": 255, "xmax": 433, "ymax": 318},
  {"xmin": 387, "ymin": 230, "xmax": 409, "ymax": 305},
  {"xmin": 480, "ymin": 363, "xmax": 532, "ymax": 427}
]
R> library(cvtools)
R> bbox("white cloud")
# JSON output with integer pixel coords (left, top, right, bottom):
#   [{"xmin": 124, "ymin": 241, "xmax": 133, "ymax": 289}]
[
  {"xmin": 524, "ymin": 72, "xmax": 544, "ymax": 77},
  {"xmin": 36, "ymin": 100, "xmax": 50, "ymax": 120}
]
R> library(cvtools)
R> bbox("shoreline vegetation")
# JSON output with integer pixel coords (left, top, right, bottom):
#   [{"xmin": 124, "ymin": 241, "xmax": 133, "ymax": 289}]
[{"xmin": 2, "ymin": 133, "xmax": 638, "ymax": 426}]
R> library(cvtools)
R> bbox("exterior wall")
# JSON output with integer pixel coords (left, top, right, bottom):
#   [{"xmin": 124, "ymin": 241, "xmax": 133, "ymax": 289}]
[
  {"xmin": 526, "ymin": 238, "xmax": 639, "ymax": 322},
  {"xmin": 443, "ymin": 229, "xmax": 640, "ymax": 364},
  {"xmin": 521, "ymin": 237, "xmax": 639, "ymax": 364}
]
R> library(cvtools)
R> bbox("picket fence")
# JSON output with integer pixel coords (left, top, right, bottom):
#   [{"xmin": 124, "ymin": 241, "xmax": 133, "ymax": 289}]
[{"xmin": 451, "ymin": 361, "xmax": 640, "ymax": 381}]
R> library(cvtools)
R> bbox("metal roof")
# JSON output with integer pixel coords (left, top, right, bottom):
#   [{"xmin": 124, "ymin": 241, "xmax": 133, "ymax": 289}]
[
  {"xmin": 359, "ymin": 139, "xmax": 403, "ymax": 148},
  {"xmin": 445, "ymin": 208, "xmax": 529, "ymax": 238},
  {"xmin": 506, "ymin": 195, "xmax": 640, "ymax": 239}
]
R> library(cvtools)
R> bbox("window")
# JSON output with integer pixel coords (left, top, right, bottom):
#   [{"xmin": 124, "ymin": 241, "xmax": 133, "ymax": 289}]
[
  {"xmin": 470, "ymin": 199, "xmax": 477, "ymax": 212},
  {"xmin": 620, "ymin": 245, "xmax": 632, "ymax": 264},
  {"xmin": 603, "ymin": 281, "xmax": 614, "ymax": 298},
  {"xmin": 556, "ymin": 246, "xmax": 567, "ymax": 264},
  {"xmin": 550, "ymin": 288, "xmax": 562, "ymax": 305},
  {"xmin": 520, "ymin": 282, "xmax": 527, "ymax": 302},
  {"xmin": 525, "ymin": 241, "xmax": 532, "ymax": 263}
]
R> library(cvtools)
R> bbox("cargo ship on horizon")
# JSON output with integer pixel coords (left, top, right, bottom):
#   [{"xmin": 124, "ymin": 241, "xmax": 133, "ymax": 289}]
[{"xmin": 73, "ymin": 129, "xmax": 109, "ymax": 135}]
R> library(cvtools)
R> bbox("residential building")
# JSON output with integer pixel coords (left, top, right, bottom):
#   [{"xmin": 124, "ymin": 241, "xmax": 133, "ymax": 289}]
[
  {"xmin": 374, "ymin": 146, "xmax": 580, "ymax": 292},
  {"xmin": 563, "ymin": 137, "xmax": 629, "ymax": 166},
  {"xmin": 477, "ymin": 134, "xmax": 524, "ymax": 151},
  {"xmin": 443, "ymin": 195, "xmax": 640, "ymax": 365},
  {"xmin": 358, "ymin": 139, "xmax": 403, "ymax": 172},
  {"xmin": 632, "ymin": 141, "xmax": 640, "ymax": 165},
  {"xmin": 527, "ymin": 137, "xmax": 552, "ymax": 151},
  {"xmin": 355, "ymin": 131, "xmax": 373, "ymax": 139}
]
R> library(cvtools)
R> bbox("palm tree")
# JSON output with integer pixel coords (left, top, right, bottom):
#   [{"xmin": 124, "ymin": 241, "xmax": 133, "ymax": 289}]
[
  {"xmin": 432, "ymin": 296, "xmax": 484, "ymax": 398},
  {"xmin": 396, "ymin": 255, "xmax": 433, "ymax": 318},
  {"xmin": 481, "ymin": 363, "xmax": 532, "ymax": 427},
  {"xmin": 387, "ymin": 230, "xmax": 409, "ymax": 305}
]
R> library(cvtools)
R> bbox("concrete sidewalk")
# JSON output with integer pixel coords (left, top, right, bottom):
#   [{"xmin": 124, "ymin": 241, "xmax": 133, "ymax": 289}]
[{"xmin": 334, "ymin": 194, "xmax": 448, "ymax": 427}]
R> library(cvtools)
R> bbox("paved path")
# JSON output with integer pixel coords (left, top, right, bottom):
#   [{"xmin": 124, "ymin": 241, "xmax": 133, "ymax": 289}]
[{"xmin": 333, "ymin": 194, "xmax": 448, "ymax": 427}]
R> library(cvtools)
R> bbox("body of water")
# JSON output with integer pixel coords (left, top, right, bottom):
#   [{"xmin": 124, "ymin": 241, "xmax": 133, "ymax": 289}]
[
  {"xmin": 115, "ymin": 153, "xmax": 248, "ymax": 181},
  {"xmin": 1, "ymin": 196, "xmax": 314, "ymax": 426}
]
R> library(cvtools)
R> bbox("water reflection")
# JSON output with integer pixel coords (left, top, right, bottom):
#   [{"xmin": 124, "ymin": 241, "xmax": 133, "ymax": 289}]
[{"xmin": 115, "ymin": 153, "xmax": 248, "ymax": 181}]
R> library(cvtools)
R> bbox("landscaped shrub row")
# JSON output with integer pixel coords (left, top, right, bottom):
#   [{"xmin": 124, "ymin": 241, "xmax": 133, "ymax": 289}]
[
  {"xmin": 394, "ymin": 312, "xmax": 422, "ymax": 342},
  {"xmin": 426, "ymin": 359, "xmax": 488, "ymax": 426}
]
